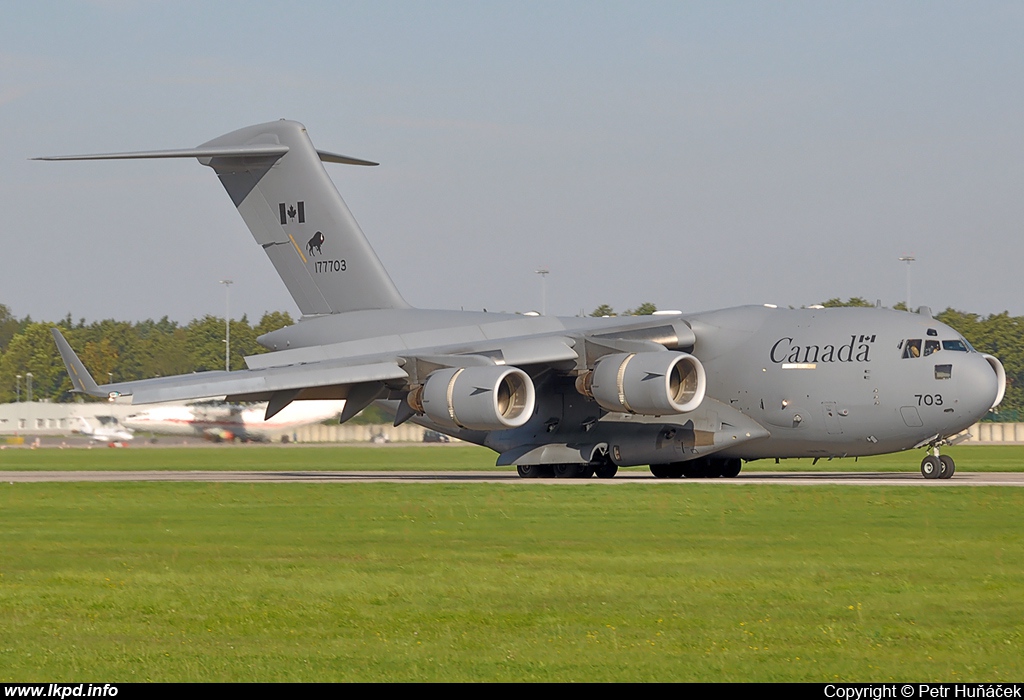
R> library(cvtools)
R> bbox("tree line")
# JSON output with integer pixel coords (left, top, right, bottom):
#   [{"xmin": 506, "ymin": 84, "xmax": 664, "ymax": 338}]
[
  {"xmin": 2, "ymin": 300, "xmax": 1021, "ymax": 418},
  {"xmin": 0, "ymin": 304, "xmax": 292, "ymax": 403}
]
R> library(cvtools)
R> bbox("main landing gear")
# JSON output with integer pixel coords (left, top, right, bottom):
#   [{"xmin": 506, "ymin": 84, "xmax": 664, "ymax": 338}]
[
  {"xmin": 920, "ymin": 449, "xmax": 955, "ymax": 480},
  {"xmin": 515, "ymin": 456, "xmax": 741, "ymax": 480},
  {"xmin": 650, "ymin": 457, "xmax": 742, "ymax": 479},
  {"xmin": 516, "ymin": 461, "xmax": 618, "ymax": 479}
]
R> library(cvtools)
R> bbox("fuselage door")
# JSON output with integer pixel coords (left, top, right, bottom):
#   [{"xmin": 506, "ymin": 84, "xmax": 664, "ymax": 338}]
[{"xmin": 900, "ymin": 406, "xmax": 924, "ymax": 428}]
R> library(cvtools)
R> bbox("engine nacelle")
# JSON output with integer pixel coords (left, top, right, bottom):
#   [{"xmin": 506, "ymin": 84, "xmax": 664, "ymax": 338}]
[
  {"xmin": 415, "ymin": 366, "xmax": 536, "ymax": 431},
  {"xmin": 983, "ymin": 354, "xmax": 1006, "ymax": 408},
  {"xmin": 577, "ymin": 351, "xmax": 706, "ymax": 415}
]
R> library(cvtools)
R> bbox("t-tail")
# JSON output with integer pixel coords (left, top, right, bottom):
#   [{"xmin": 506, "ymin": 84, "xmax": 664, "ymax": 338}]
[{"xmin": 36, "ymin": 120, "xmax": 409, "ymax": 316}]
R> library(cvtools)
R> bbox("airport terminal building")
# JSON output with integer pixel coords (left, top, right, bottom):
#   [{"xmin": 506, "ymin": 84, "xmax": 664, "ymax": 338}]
[{"xmin": 0, "ymin": 399, "xmax": 138, "ymax": 437}]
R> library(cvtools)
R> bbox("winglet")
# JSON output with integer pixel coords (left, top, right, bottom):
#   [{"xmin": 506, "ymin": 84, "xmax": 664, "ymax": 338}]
[{"xmin": 51, "ymin": 328, "xmax": 105, "ymax": 397}]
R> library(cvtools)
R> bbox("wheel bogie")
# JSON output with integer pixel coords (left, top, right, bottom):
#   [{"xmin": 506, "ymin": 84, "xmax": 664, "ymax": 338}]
[
  {"xmin": 674, "ymin": 457, "xmax": 743, "ymax": 478},
  {"xmin": 719, "ymin": 458, "xmax": 742, "ymax": 478},
  {"xmin": 553, "ymin": 463, "xmax": 574, "ymax": 478},
  {"xmin": 681, "ymin": 459, "xmax": 708, "ymax": 478},
  {"xmin": 519, "ymin": 463, "xmax": 596, "ymax": 479},
  {"xmin": 650, "ymin": 463, "xmax": 684, "ymax": 478},
  {"xmin": 554, "ymin": 463, "xmax": 594, "ymax": 478}
]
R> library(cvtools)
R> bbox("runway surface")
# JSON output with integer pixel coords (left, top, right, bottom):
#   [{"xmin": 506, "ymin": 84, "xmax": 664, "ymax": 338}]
[{"xmin": 3, "ymin": 470, "xmax": 1024, "ymax": 485}]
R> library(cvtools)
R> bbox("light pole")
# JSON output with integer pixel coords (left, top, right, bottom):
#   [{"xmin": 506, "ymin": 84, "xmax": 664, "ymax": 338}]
[
  {"xmin": 898, "ymin": 256, "xmax": 915, "ymax": 312},
  {"xmin": 15, "ymin": 374, "xmax": 21, "ymax": 402},
  {"xmin": 25, "ymin": 372, "xmax": 33, "ymax": 402},
  {"xmin": 220, "ymin": 279, "xmax": 233, "ymax": 371},
  {"xmin": 535, "ymin": 268, "xmax": 549, "ymax": 315}
]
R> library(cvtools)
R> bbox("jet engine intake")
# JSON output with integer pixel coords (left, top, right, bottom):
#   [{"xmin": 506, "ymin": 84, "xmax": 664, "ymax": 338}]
[
  {"xmin": 576, "ymin": 351, "xmax": 706, "ymax": 415},
  {"xmin": 413, "ymin": 366, "xmax": 536, "ymax": 431}
]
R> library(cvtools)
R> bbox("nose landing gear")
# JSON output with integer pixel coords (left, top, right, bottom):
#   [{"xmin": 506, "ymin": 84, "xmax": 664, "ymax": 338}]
[{"xmin": 921, "ymin": 448, "xmax": 955, "ymax": 479}]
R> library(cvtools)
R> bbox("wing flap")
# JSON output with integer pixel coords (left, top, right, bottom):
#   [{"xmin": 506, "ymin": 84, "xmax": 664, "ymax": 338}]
[{"xmin": 493, "ymin": 336, "xmax": 578, "ymax": 366}]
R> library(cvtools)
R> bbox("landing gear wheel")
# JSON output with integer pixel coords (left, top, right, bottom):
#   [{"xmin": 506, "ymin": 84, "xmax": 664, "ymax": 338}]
[
  {"xmin": 517, "ymin": 464, "xmax": 543, "ymax": 478},
  {"xmin": 720, "ymin": 458, "xmax": 742, "ymax": 478},
  {"xmin": 577, "ymin": 464, "xmax": 596, "ymax": 479},
  {"xmin": 681, "ymin": 459, "xmax": 709, "ymax": 478},
  {"xmin": 921, "ymin": 455, "xmax": 942, "ymax": 479},
  {"xmin": 594, "ymin": 463, "xmax": 618, "ymax": 479},
  {"xmin": 938, "ymin": 455, "xmax": 955, "ymax": 479},
  {"xmin": 650, "ymin": 463, "xmax": 684, "ymax": 479},
  {"xmin": 554, "ymin": 463, "xmax": 589, "ymax": 478}
]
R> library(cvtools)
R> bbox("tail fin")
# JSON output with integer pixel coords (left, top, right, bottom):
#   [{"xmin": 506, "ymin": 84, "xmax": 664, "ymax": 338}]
[{"xmin": 37, "ymin": 120, "xmax": 409, "ymax": 316}]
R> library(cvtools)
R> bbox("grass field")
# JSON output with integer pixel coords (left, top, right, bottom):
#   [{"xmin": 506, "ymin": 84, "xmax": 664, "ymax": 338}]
[
  {"xmin": 1, "ymin": 444, "xmax": 1022, "ymax": 681},
  {"xmin": 1, "ymin": 478, "xmax": 1023, "ymax": 682},
  {"xmin": 1, "ymin": 443, "xmax": 1022, "ymax": 472}
]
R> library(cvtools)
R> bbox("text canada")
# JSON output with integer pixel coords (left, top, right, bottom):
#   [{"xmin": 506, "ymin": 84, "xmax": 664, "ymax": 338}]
[{"xmin": 770, "ymin": 335, "xmax": 874, "ymax": 365}]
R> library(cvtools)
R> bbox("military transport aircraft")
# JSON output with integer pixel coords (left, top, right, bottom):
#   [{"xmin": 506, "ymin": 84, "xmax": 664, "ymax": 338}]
[{"xmin": 40, "ymin": 120, "xmax": 1005, "ymax": 479}]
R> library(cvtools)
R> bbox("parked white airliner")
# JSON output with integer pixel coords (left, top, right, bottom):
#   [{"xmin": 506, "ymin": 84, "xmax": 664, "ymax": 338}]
[
  {"xmin": 123, "ymin": 400, "xmax": 345, "ymax": 442},
  {"xmin": 75, "ymin": 416, "xmax": 134, "ymax": 444}
]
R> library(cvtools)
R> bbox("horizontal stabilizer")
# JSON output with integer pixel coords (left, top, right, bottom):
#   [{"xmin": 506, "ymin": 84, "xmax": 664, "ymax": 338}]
[
  {"xmin": 316, "ymin": 150, "xmax": 378, "ymax": 166},
  {"xmin": 33, "ymin": 145, "xmax": 290, "ymax": 161},
  {"xmin": 35, "ymin": 147, "xmax": 377, "ymax": 166}
]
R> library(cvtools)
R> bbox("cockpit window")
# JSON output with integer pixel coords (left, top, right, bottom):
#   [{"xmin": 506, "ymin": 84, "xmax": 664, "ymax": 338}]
[
  {"xmin": 924, "ymin": 340, "xmax": 940, "ymax": 356},
  {"xmin": 902, "ymin": 339, "xmax": 922, "ymax": 358},
  {"xmin": 942, "ymin": 339, "xmax": 968, "ymax": 352},
  {"xmin": 927, "ymin": 328, "xmax": 938, "ymax": 337}
]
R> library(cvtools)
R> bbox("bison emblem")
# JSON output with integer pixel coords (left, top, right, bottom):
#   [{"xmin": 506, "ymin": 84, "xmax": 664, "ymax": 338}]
[{"xmin": 306, "ymin": 231, "xmax": 325, "ymax": 257}]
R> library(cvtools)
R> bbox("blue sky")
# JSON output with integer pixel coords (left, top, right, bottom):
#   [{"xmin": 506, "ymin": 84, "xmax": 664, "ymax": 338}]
[{"xmin": 2, "ymin": 1, "xmax": 1022, "ymax": 322}]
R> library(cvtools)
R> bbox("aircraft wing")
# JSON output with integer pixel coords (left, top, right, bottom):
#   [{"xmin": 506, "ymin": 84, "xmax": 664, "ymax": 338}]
[
  {"xmin": 51, "ymin": 308, "xmax": 705, "ymax": 430},
  {"xmin": 51, "ymin": 325, "xmax": 586, "ymax": 421},
  {"xmin": 53, "ymin": 327, "xmax": 408, "ymax": 413}
]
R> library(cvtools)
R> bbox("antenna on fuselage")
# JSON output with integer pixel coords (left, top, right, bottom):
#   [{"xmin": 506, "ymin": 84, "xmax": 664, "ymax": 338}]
[{"xmin": 898, "ymin": 255, "xmax": 916, "ymax": 311}]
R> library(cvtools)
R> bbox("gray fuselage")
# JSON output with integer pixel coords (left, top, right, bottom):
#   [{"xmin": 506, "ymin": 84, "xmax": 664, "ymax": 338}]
[{"xmin": 354, "ymin": 304, "xmax": 1001, "ymax": 466}]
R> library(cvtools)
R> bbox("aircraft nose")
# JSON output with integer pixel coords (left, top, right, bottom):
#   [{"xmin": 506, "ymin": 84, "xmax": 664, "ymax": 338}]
[{"xmin": 959, "ymin": 353, "xmax": 1005, "ymax": 421}]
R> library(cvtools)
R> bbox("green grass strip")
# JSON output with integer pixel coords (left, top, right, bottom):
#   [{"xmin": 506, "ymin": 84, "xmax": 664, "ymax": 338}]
[{"xmin": 1, "ymin": 482, "xmax": 1022, "ymax": 681}]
